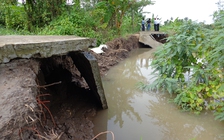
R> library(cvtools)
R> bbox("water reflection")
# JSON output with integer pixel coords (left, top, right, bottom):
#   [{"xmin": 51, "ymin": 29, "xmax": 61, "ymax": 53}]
[
  {"xmin": 139, "ymin": 57, "xmax": 151, "ymax": 69},
  {"xmin": 145, "ymin": 91, "xmax": 224, "ymax": 140},
  {"xmin": 103, "ymin": 50, "xmax": 151, "ymax": 127},
  {"xmin": 94, "ymin": 48, "xmax": 224, "ymax": 140}
]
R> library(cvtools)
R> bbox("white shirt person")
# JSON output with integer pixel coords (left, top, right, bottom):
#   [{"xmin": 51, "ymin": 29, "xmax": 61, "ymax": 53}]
[{"xmin": 154, "ymin": 18, "xmax": 160, "ymax": 31}]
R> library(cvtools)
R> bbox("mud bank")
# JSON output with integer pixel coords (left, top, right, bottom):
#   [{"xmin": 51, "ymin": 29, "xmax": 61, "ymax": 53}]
[
  {"xmin": 0, "ymin": 56, "xmax": 99, "ymax": 140},
  {"xmin": 0, "ymin": 59, "xmax": 39, "ymax": 139},
  {"xmin": 0, "ymin": 34, "xmax": 166, "ymax": 140}
]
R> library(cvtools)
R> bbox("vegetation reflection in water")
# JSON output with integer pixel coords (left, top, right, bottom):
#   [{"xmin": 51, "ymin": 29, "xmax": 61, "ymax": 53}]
[
  {"xmin": 104, "ymin": 50, "xmax": 148, "ymax": 127},
  {"xmin": 93, "ymin": 48, "xmax": 224, "ymax": 140}
]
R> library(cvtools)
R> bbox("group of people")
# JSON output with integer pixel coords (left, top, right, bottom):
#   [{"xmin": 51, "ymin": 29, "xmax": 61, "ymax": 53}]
[{"xmin": 141, "ymin": 17, "xmax": 160, "ymax": 31}]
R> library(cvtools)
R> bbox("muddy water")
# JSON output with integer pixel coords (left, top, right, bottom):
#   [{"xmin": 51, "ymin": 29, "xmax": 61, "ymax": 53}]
[{"xmin": 93, "ymin": 48, "xmax": 224, "ymax": 140}]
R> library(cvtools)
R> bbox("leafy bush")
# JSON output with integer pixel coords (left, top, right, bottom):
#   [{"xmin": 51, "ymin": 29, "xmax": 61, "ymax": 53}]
[
  {"xmin": 141, "ymin": 16, "xmax": 224, "ymax": 118},
  {"xmin": 4, "ymin": 5, "xmax": 26, "ymax": 30},
  {"xmin": 150, "ymin": 21, "xmax": 206, "ymax": 93},
  {"xmin": 207, "ymin": 10, "xmax": 224, "ymax": 120},
  {"xmin": 39, "ymin": 8, "xmax": 121, "ymax": 44},
  {"xmin": 120, "ymin": 15, "xmax": 142, "ymax": 35}
]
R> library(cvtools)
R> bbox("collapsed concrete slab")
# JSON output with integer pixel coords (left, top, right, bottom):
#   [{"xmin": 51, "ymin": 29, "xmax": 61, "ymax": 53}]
[
  {"xmin": 0, "ymin": 35, "xmax": 96, "ymax": 63},
  {"xmin": 68, "ymin": 51, "xmax": 108, "ymax": 109},
  {"xmin": 139, "ymin": 31, "xmax": 167, "ymax": 48},
  {"xmin": 0, "ymin": 36, "xmax": 108, "ymax": 139}
]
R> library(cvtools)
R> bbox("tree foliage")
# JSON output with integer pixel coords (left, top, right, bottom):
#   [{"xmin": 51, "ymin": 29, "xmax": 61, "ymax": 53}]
[
  {"xmin": 95, "ymin": 0, "xmax": 153, "ymax": 34},
  {"xmin": 0, "ymin": 0, "xmax": 68, "ymax": 31},
  {"xmin": 0, "ymin": 0, "xmax": 153, "ymax": 41}
]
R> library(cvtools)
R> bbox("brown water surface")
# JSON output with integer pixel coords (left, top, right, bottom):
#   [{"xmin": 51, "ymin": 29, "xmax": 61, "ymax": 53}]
[{"xmin": 93, "ymin": 48, "xmax": 224, "ymax": 140}]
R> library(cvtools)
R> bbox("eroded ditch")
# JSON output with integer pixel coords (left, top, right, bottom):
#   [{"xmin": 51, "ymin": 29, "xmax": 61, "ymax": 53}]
[
  {"xmin": 0, "ymin": 33, "xmax": 167, "ymax": 140},
  {"xmin": 34, "ymin": 55, "xmax": 100, "ymax": 140}
]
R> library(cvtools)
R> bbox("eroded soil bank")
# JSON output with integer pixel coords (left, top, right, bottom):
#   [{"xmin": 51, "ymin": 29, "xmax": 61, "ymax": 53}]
[{"xmin": 0, "ymin": 33, "xmax": 165, "ymax": 140}]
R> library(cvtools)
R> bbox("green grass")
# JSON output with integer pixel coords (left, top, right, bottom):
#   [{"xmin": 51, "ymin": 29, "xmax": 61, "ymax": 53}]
[{"xmin": 0, "ymin": 25, "xmax": 32, "ymax": 35}]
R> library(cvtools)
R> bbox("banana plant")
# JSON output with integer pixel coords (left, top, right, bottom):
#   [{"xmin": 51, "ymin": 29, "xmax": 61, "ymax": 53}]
[{"xmin": 95, "ymin": 0, "xmax": 152, "ymax": 34}]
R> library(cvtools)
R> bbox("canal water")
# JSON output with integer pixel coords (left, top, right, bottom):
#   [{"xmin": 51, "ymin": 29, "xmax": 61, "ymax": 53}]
[{"xmin": 93, "ymin": 48, "xmax": 224, "ymax": 140}]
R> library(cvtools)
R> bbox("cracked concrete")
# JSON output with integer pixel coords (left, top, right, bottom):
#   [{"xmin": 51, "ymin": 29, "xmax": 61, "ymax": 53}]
[
  {"xmin": 0, "ymin": 35, "xmax": 97, "ymax": 63},
  {"xmin": 0, "ymin": 35, "xmax": 108, "ymax": 139}
]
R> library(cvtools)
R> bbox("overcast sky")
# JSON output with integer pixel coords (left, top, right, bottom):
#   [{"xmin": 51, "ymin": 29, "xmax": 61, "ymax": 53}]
[{"xmin": 143, "ymin": 0, "xmax": 220, "ymax": 24}]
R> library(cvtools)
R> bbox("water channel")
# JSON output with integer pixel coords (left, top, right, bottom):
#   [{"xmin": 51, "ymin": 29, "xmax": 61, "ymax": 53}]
[{"xmin": 93, "ymin": 48, "xmax": 224, "ymax": 140}]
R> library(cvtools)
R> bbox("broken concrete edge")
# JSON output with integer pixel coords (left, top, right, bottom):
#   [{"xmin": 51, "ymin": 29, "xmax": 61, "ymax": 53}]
[
  {"xmin": 82, "ymin": 52, "xmax": 108, "ymax": 109},
  {"xmin": 0, "ymin": 51, "xmax": 108, "ymax": 139},
  {"xmin": 0, "ymin": 36, "xmax": 108, "ymax": 139},
  {"xmin": 68, "ymin": 51, "xmax": 108, "ymax": 109},
  {"xmin": 0, "ymin": 35, "xmax": 107, "ymax": 110},
  {"xmin": 139, "ymin": 32, "xmax": 166, "ymax": 48},
  {"xmin": 0, "ymin": 36, "xmax": 97, "ymax": 64},
  {"xmin": 89, "ymin": 62, "xmax": 108, "ymax": 109}
]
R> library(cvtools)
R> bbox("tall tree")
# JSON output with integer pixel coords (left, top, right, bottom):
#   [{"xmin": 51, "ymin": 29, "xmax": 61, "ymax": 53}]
[
  {"xmin": 95, "ymin": 0, "xmax": 153, "ymax": 34},
  {"xmin": 22, "ymin": 0, "xmax": 67, "ymax": 31}
]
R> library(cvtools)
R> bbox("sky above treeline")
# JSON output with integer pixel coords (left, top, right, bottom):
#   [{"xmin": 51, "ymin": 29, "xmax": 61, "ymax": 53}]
[
  {"xmin": 143, "ymin": 0, "xmax": 220, "ymax": 24},
  {"xmin": 17, "ymin": 0, "xmax": 220, "ymax": 24}
]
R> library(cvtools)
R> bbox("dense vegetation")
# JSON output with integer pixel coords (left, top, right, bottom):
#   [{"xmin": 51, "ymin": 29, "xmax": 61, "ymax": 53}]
[
  {"xmin": 0, "ymin": 0, "xmax": 153, "ymax": 44},
  {"xmin": 138, "ymin": 2, "xmax": 224, "ymax": 121},
  {"xmin": 1, "ymin": 0, "xmax": 223, "ymax": 122}
]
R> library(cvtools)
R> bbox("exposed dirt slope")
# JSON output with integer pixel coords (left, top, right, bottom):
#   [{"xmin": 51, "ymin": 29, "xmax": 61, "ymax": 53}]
[
  {"xmin": 0, "ymin": 34, "xmax": 145, "ymax": 140},
  {"xmin": 35, "ymin": 34, "xmax": 143, "ymax": 140},
  {"xmin": 36, "ymin": 34, "xmax": 143, "ymax": 140},
  {"xmin": 90, "ymin": 34, "xmax": 142, "ymax": 76}
]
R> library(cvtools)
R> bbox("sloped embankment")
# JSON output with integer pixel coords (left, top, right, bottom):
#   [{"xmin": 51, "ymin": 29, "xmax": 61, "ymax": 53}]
[{"xmin": 0, "ymin": 33, "xmax": 166, "ymax": 140}]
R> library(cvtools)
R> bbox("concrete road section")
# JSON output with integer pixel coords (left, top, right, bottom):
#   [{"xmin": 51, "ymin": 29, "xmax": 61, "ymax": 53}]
[
  {"xmin": 0, "ymin": 35, "xmax": 96, "ymax": 64},
  {"xmin": 139, "ymin": 31, "xmax": 166, "ymax": 48}
]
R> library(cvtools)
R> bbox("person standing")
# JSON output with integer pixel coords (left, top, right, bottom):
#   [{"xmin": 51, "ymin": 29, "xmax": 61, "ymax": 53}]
[
  {"xmin": 156, "ymin": 18, "xmax": 160, "ymax": 31},
  {"xmin": 147, "ymin": 18, "xmax": 151, "ymax": 31},
  {"xmin": 154, "ymin": 18, "xmax": 157, "ymax": 31},
  {"xmin": 154, "ymin": 18, "xmax": 160, "ymax": 31},
  {"xmin": 141, "ymin": 18, "xmax": 145, "ymax": 31}
]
